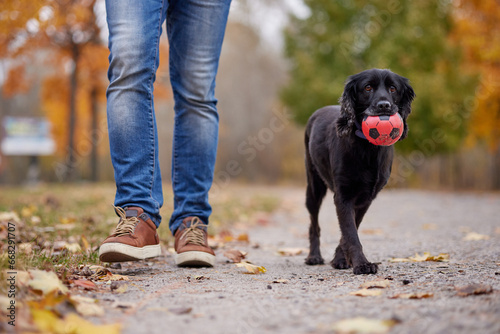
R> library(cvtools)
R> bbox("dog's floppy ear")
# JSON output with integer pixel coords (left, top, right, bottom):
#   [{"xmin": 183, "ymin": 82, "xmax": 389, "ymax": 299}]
[
  {"xmin": 398, "ymin": 78, "xmax": 415, "ymax": 140},
  {"xmin": 336, "ymin": 78, "xmax": 357, "ymax": 138}
]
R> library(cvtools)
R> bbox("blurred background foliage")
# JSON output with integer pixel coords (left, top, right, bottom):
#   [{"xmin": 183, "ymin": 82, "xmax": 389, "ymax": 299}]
[{"xmin": 0, "ymin": 0, "xmax": 499, "ymax": 190}]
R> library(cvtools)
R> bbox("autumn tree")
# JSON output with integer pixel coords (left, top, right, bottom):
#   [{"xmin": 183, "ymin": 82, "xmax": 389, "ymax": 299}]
[
  {"xmin": 281, "ymin": 0, "xmax": 478, "ymax": 154},
  {"xmin": 452, "ymin": 0, "xmax": 500, "ymax": 150},
  {"xmin": 1, "ymin": 0, "xmax": 107, "ymax": 181}
]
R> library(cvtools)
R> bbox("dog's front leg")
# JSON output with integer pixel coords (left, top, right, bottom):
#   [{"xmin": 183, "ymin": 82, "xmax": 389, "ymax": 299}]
[{"xmin": 334, "ymin": 196, "xmax": 378, "ymax": 275}]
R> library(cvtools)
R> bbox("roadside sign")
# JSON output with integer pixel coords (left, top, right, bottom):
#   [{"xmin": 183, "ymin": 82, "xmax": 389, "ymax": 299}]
[{"xmin": 1, "ymin": 117, "xmax": 56, "ymax": 156}]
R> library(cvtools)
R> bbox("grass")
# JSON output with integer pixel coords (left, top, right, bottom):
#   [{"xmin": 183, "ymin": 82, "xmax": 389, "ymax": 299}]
[{"xmin": 0, "ymin": 182, "xmax": 281, "ymax": 280}]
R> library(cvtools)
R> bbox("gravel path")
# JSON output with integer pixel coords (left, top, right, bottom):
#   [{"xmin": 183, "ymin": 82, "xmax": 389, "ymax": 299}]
[{"xmin": 94, "ymin": 188, "xmax": 500, "ymax": 334}]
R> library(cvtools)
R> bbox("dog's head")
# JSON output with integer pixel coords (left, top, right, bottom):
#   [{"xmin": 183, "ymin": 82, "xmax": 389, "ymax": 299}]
[{"xmin": 336, "ymin": 69, "xmax": 415, "ymax": 140}]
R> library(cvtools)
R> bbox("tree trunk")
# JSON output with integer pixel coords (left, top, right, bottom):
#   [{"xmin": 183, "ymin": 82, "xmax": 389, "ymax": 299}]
[
  {"xmin": 66, "ymin": 43, "xmax": 79, "ymax": 181},
  {"xmin": 90, "ymin": 85, "xmax": 98, "ymax": 182}
]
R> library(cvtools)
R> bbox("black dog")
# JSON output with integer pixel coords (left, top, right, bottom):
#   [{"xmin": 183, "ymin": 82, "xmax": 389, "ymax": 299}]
[{"xmin": 304, "ymin": 69, "xmax": 415, "ymax": 275}]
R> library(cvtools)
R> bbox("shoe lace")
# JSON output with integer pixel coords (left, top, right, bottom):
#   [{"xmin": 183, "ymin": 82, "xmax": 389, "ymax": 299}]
[
  {"xmin": 113, "ymin": 206, "xmax": 140, "ymax": 237},
  {"xmin": 180, "ymin": 217, "xmax": 205, "ymax": 246}
]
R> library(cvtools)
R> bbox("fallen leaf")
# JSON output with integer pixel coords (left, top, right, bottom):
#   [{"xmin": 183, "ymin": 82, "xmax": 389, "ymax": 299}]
[
  {"xmin": 463, "ymin": 232, "xmax": 490, "ymax": 241},
  {"xmin": 223, "ymin": 249, "xmax": 247, "ymax": 263},
  {"xmin": 111, "ymin": 301, "xmax": 135, "ymax": 309},
  {"xmin": 0, "ymin": 211, "xmax": 21, "ymax": 223},
  {"xmin": 391, "ymin": 252, "xmax": 449, "ymax": 263},
  {"xmin": 114, "ymin": 284, "xmax": 128, "ymax": 294},
  {"xmin": 421, "ymin": 223, "xmax": 437, "ymax": 230},
  {"xmin": 272, "ymin": 279, "xmax": 289, "ymax": 284},
  {"xmin": 168, "ymin": 307, "xmax": 192, "ymax": 315},
  {"xmin": 21, "ymin": 205, "xmax": 37, "ymax": 218},
  {"xmin": 390, "ymin": 292, "xmax": 433, "ymax": 299},
  {"xmin": 455, "ymin": 284, "xmax": 493, "ymax": 297},
  {"xmin": 28, "ymin": 270, "xmax": 68, "ymax": 295},
  {"xmin": 332, "ymin": 317, "xmax": 398, "ymax": 333},
  {"xmin": 360, "ymin": 228, "xmax": 383, "ymax": 235},
  {"xmin": 236, "ymin": 233, "xmax": 250, "ymax": 242},
  {"xmin": 349, "ymin": 288, "xmax": 383, "ymax": 297},
  {"xmin": 72, "ymin": 279, "xmax": 97, "ymax": 290},
  {"xmin": 360, "ymin": 280, "xmax": 391, "ymax": 289},
  {"xmin": 105, "ymin": 274, "xmax": 130, "ymax": 282},
  {"xmin": 70, "ymin": 296, "xmax": 104, "ymax": 317},
  {"xmin": 32, "ymin": 309, "xmax": 120, "ymax": 334},
  {"xmin": 277, "ymin": 248, "xmax": 308, "ymax": 256},
  {"xmin": 236, "ymin": 261, "xmax": 267, "ymax": 274},
  {"xmin": 388, "ymin": 257, "xmax": 411, "ymax": 263},
  {"xmin": 81, "ymin": 235, "xmax": 90, "ymax": 252}
]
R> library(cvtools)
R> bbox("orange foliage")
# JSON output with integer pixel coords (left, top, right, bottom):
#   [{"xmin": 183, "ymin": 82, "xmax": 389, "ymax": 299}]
[
  {"xmin": 2, "ymin": 0, "xmax": 173, "ymax": 165},
  {"xmin": 453, "ymin": 0, "xmax": 500, "ymax": 150}
]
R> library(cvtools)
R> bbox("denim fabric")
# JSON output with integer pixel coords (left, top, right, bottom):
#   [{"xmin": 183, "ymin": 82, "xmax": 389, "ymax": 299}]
[{"xmin": 106, "ymin": 0, "xmax": 231, "ymax": 233}]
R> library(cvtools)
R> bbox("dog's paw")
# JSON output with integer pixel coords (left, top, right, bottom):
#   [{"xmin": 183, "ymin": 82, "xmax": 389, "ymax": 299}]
[
  {"xmin": 353, "ymin": 262, "xmax": 378, "ymax": 275},
  {"xmin": 305, "ymin": 256, "xmax": 325, "ymax": 265},
  {"xmin": 331, "ymin": 258, "xmax": 351, "ymax": 269}
]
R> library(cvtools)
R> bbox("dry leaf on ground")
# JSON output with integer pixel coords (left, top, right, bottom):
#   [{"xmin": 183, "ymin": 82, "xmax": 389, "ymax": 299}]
[
  {"xmin": 390, "ymin": 292, "xmax": 433, "ymax": 299},
  {"xmin": 72, "ymin": 279, "xmax": 97, "ymax": 290},
  {"xmin": 360, "ymin": 229, "xmax": 383, "ymax": 235},
  {"xmin": 32, "ymin": 309, "xmax": 120, "ymax": 334},
  {"xmin": 28, "ymin": 270, "xmax": 68, "ymax": 295},
  {"xmin": 349, "ymin": 288, "xmax": 383, "ymax": 297},
  {"xmin": 272, "ymin": 279, "xmax": 289, "ymax": 284},
  {"xmin": 71, "ymin": 295, "xmax": 105, "ymax": 317},
  {"xmin": 455, "ymin": 284, "xmax": 493, "ymax": 297},
  {"xmin": 332, "ymin": 317, "xmax": 398, "ymax": 333},
  {"xmin": 223, "ymin": 249, "xmax": 247, "ymax": 263},
  {"xmin": 463, "ymin": 232, "xmax": 490, "ymax": 241},
  {"xmin": 390, "ymin": 252, "xmax": 449, "ymax": 263},
  {"xmin": 276, "ymin": 247, "xmax": 308, "ymax": 256},
  {"xmin": 168, "ymin": 307, "xmax": 193, "ymax": 315},
  {"xmin": 236, "ymin": 233, "xmax": 250, "ymax": 242},
  {"xmin": 236, "ymin": 261, "xmax": 267, "ymax": 274},
  {"xmin": 360, "ymin": 280, "xmax": 391, "ymax": 289}
]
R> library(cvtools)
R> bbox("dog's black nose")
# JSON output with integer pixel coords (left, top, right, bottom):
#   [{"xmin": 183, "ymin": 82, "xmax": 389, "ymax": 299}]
[{"xmin": 377, "ymin": 100, "xmax": 391, "ymax": 111}]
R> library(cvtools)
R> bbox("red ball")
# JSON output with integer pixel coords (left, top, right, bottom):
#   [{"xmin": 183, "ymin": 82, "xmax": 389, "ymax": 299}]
[{"xmin": 361, "ymin": 114, "xmax": 403, "ymax": 146}]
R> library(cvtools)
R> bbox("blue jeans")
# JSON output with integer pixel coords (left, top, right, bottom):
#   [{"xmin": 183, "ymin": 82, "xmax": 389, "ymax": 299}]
[{"xmin": 106, "ymin": 0, "xmax": 231, "ymax": 233}]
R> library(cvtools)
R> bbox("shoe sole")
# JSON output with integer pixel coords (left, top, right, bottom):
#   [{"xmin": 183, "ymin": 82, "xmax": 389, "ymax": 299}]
[
  {"xmin": 175, "ymin": 251, "xmax": 215, "ymax": 267},
  {"xmin": 99, "ymin": 243, "xmax": 161, "ymax": 262}
]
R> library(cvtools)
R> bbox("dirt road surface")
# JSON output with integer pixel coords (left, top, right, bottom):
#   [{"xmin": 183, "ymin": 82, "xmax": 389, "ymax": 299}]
[{"xmin": 92, "ymin": 187, "xmax": 500, "ymax": 334}]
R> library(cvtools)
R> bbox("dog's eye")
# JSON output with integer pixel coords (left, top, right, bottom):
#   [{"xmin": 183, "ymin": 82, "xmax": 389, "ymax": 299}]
[
  {"xmin": 365, "ymin": 85, "xmax": 372, "ymax": 92},
  {"xmin": 389, "ymin": 86, "xmax": 397, "ymax": 93}
]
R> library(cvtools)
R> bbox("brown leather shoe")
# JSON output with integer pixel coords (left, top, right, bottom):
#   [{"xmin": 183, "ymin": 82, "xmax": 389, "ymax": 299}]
[
  {"xmin": 99, "ymin": 206, "xmax": 161, "ymax": 262},
  {"xmin": 174, "ymin": 217, "xmax": 215, "ymax": 267}
]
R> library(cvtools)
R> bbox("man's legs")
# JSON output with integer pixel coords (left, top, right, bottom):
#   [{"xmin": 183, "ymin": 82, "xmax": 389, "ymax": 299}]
[
  {"xmin": 167, "ymin": 0, "xmax": 232, "ymax": 233},
  {"xmin": 99, "ymin": 0, "xmax": 168, "ymax": 262},
  {"xmin": 106, "ymin": 0, "xmax": 168, "ymax": 226}
]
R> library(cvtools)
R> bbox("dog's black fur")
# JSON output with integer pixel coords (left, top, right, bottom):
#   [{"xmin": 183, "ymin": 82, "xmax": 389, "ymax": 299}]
[{"xmin": 304, "ymin": 69, "xmax": 415, "ymax": 275}]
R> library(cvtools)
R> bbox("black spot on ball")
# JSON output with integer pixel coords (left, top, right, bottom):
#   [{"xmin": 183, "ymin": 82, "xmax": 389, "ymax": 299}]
[
  {"xmin": 369, "ymin": 128, "xmax": 380, "ymax": 139},
  {"xmin": 390, "ymin": 128, "xmax": 400, "ymax": 139},
  {"xmin": 379, "ymin": 115, "xmax": 390, "ymax": 121}
]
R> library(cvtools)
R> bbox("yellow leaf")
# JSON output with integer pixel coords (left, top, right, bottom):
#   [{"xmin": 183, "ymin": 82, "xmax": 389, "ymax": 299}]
[
  {"xmin": 276, "ymin": 248, "xmax": 308, "ymax": 256},
  {"xmin": 349, "ymin": 288, "xmax": 383, "ymax": 297},
  {"xmin": 236, "ymin": 262, "xmax": 267, "ymax": 274},
  {"xmin": 408, "ymin": 252, "xmax": 431, "ymax": 262},
  {"xmin": 463, "ymin": 232, "xmax": 490, "ymax": 241},
  {"xmin": 360, "ymin": 280, "xmax": 391, "ymax": 289},
  {"xmin": 390, "ymin": 292, "xmax": 434, "ymax": 299},
  {"xmin": 332, "ymin": 317, "xmax": 398, "ymax": 333},
  {"xmin": 391, "ymin": 252, "xmax": 450, "ymax": 263},
  {"xmin": 104, "ymin": 274, "xmax": 130, "ymax": 282},
  {"xmin": 21, "ymin": 205, "xmax": 37, "ymax": 218},
  {"xmin": 28, "ymin": 270, "xmax": 68, "ymax": 295},
  {"xmin": 81, "ymin": 235, "xmax": 90, "ymax": 252}
]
